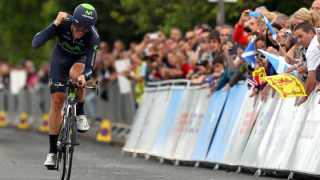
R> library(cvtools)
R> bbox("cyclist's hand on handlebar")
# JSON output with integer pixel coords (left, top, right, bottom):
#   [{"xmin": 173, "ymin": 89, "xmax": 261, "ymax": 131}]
[
  {"xmin": 77, "ymin": 75, "xmax": 86, "ymax": 88},
  {"xmin": 54, "ymin": 12, "xmax": 69, "ymax": 26}
]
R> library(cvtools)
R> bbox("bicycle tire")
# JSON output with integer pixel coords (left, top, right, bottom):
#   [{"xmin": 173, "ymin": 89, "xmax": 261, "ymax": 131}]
[
  {"xmin": 58, "ymin": 114, "xmax": 67, "ymax": 179},
  {"xmin": 65, "ymin": 105, "xmax": 76, "ymax": 180},
  {"xmin": 59, "ymin": 150, "xmax": 66, "ymax": 179}
]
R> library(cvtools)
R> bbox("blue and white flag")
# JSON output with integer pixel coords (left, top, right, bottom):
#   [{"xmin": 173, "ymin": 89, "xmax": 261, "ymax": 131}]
[
  {"xmin": 258, "ymin": 49, "xmax": 292, "ymax": 74},
  {"xmin": 241, "ymin": 38, "xmax": 257, "ymax": 68},
  {"xmin": 259, "ymin": 12, "xmax": 277, "ymax": 42}
]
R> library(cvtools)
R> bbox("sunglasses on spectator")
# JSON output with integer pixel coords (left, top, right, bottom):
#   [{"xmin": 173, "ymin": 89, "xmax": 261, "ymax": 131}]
[
  {"xmin": 72, "ymin": 20, "xmax": 90, "ymax": 33},
  {"xmin": 185, "ymin": 36, "xmax": 194, "ymax": 40}
]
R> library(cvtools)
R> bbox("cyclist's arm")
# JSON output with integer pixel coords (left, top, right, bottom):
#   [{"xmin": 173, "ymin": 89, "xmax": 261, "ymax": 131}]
[
  {"xmin": 82, "ymin": 30, "xmax": 100, "ymax": 81},
  {"xmin": 32, "ymin": 12, "xmax": 69, "ymax": 48},
  {"xmin": 32, "ymin": 21, "xmax": 58, "ymax": 48}
]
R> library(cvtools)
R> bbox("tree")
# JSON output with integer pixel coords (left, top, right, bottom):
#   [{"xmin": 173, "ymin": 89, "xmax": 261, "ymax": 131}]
[
  {"xmin": 0, "ymin": 0, "xmax": 315, "ymax": 66},
  {"xmin": 118, "ymin": 0, "xmax": 314, "ymax": 36},
  {"xmin": 0, "ymin": 0, "xmax": 59, "ymax": 66}
]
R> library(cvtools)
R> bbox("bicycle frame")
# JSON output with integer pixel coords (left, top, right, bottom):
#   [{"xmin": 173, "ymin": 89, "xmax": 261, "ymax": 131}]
[
  {"xmin": 55, "ymin": 80, "xmax": 100, "ymax": 180},
  {"xmin": 62, "ymin": 92, "xmax": 79, "ymax": 146}
]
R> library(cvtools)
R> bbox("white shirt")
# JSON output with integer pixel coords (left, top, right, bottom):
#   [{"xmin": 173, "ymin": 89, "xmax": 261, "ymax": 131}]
[{"xmin": 306, "ymin": 35, "xmax": 320, "ymax": 71}]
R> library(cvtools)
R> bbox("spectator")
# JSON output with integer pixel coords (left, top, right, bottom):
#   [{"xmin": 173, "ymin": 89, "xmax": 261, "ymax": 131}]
[
  {"xmin": 165, "ymin": 38, "xmax": 174, "ymax": 50},
  {"xmin": 176, "ymin": 51, "xmax": 194, "ymax": 78},
  {"xmin": 265, "ymin": 23, "xmax": 282, "ymax": 53},
  {"xmin": 294, "ymin": 22, "xmax": 319, "ymax": 106},
  {"xmin": 120, "ymin": 53, "xmax": 146, "ymax": 107},
  {"xmin": 160, "ymin": 52, "xmax": 183, "ymax": 80},
  {"xmin": 196, "ymin": 35, "xmax": 211, "ymax": 62},
  {"xmin": 208, "ymin": 30, "xmax": 222, "ymax": 63},
  {"xmin": 34, "ymin": 61, "xmax": 50, "ymax": 92},
  {"xmin": 289, "ymin": 7, "xmax": 319, "ymax": 31},
  {"xmin": 311, "ymin": 0, "xmax": 320, "ymax": 17},
  {"xmin": 233, "ymin": 9, "xmax": 259, "ymax": 46},
  {"xmin": 170, "ymin": 28, "xmax": 182, "ymax": 41},
  {"xmin": 112, "ymin": 39, "xmax": 126, "ymax": 60},
  {"xmin": 190, "ymin": 60, "xmax": 208, "ymax": 83},
  {"xmin": 219, "ymin": 25, "xmax": 234, "ymax": 42},
  {"xmin": 185, "ymin": 31, "xmax": 198, "ymax": 52},
  {"xmin": 285, "ymin": 8, "xmax": 319, "ymax": 83},
  {"xmin": 98, "ymin": 41, "xmax": 112, "ymax": 62},
  {"xmin": 272, "ymin": 14, "xmax": 289, "ymax": 29},
  {"xmin": 24, "ymin": 59, "xmax": 38, "ymax": 90},
  {"xmin": 0, "ymin": 62, "xmax": 10, "ymax": 89},
  {"xmin": 194, "ymin": 24, "xmax": 211, "ymax": 45},
  {"xmin": 125, "ymin": 41, "xmax": 137, "ymax": 58}
]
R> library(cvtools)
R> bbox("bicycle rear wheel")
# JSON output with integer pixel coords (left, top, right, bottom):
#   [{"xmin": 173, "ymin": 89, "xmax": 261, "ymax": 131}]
[{"xmin": 65, "ymin": 106, "xmax": 76, "ymax": 180}]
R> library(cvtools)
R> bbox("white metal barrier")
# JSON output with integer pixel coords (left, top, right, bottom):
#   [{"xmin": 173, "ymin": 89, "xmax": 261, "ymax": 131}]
[{"xmin": 123, "ymin": 80, "xmax": 320, "ymax": 178}]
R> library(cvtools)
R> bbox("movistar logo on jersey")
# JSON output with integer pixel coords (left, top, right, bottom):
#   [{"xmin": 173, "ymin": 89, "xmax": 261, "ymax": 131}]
[
  {"xmin": 93, "ymin": 45, "xmax": 98, "ymax": 52},
  {"xmin": 61, "ymin": 42, "xmax": 82, "ymax": 52},
  {"xmin": 85, "ymin": 11, "xmax": 92, "ymax": 16}
]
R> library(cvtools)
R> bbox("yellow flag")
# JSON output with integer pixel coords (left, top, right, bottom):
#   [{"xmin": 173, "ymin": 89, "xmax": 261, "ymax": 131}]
[
  {"xmin": 262, "ymin": 75, "xmax": 307, "ymax": 99},
  {"xmin": 252, "ymin": 67, "xmax": 267, "ymax": 85}
]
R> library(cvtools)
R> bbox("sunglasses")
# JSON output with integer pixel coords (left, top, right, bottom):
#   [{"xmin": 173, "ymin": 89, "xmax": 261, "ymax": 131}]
[
  {"xmin": 185, "ymin": 36, "xmax": 194, "ymax": 41},
  {"xmin": 72, "ymin": 20, "xmax": 90, "ymax": 33}
]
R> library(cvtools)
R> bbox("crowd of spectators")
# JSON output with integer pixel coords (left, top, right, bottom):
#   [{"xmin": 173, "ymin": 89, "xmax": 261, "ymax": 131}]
[
  {"xmin": 114, "ymin": 0, "xmax": 320, "ymax": 107},
  {"xmin": 2, "ymin": 1, "xmax": 320, "ymax": 111}
]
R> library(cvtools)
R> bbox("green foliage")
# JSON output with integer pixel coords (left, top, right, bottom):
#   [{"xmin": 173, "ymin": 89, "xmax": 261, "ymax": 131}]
[
  {"xmin": 119, "ymin": 0, "xmax": 217, "ymax": 35},
  {"xmin": 0, "ymin": 0, "xmax": 57, "ymax": 66},
  {"xmin": 0, "ymin": 0, "xmax": 315, "ymax": 66}
]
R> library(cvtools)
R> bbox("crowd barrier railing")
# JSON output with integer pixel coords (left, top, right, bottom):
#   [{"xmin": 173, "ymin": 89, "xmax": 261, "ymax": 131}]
[
  {"xmin": 123, "ymin": 80, "xmax": 320, "ymax": 178},
  {"xmin": 0, "ymin": 81, "xmax": 136, "ymax": 143}
]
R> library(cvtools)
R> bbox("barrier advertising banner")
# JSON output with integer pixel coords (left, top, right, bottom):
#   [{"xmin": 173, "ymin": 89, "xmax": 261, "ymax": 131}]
[
  {"xmin": 222, "ymin": 88, "xmax": 262, "ymax": 164},
  {"xmin": 278, "ymin": 93, "xmax": 314, "ymax": 171},
  {"xmin": 296, "ymin": 92, "xmax": 320, "ymax": 174},
  {"xmin": 150, "ymin": 87, "xmax": 185, "ymax": 157},
  {"xmin": 135, "ymin": 86, "xmax": 172, "ymax": 153},
  {"xmin": 206, "ymin": 83, "xmax": 248, "ymax": 163},
  {"xmin": 239, "ymin": 90, "xmax": 280, "ymax": 167},
  {"xmin": 123, "ymin": 87, "xmax": 156, "ymax": 152},
  {"xmin": 162, "ymin": 88, "xmax": 196, "ymax": 159},
  {"xmin": 191, "ymin": 89, "xmax": 228, "ymax": 161},
  {"xmin": 173, "ymin": 88, "xmax": 211, "ymax": 161},
  {"xmin": 256, "ymin": 97, "xmax": 297, "ymax": 169}
]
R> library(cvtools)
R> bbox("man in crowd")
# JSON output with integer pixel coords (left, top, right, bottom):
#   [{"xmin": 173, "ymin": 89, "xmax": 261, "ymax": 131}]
[{"xmin": 294, "ymin": 22, "xmax": 319, "ymax": 106}]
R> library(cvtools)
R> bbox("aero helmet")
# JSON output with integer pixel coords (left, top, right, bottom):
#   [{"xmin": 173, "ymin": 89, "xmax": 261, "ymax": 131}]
[{"xmin": 73, "ymin": 3, "xmax": 97, "ymax": 28}]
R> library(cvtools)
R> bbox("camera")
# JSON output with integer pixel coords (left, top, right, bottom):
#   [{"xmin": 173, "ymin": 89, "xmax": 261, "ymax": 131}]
[
  {"xmin": 149, "ymin": 33, "xmax": 159, "ymax": 40},
  {"xmin": 285, "ymin": 30, "xmax": 292, "ymax": 36}
]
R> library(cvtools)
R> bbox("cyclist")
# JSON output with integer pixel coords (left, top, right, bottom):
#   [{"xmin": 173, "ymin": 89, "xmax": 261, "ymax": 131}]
[{"xmin": 32, "ymin": 3, "xmax": 100, "ymax": 168}]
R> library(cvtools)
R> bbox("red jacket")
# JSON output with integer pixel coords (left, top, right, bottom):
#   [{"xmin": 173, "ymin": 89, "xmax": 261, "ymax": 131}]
[{"xmin": 232, "ymin": 23, "xmax": 250, "ymax": 46}]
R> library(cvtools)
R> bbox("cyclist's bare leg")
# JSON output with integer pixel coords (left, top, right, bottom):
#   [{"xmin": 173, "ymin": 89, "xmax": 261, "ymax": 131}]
[
  {"xmin": 70, "ymin": 63, "xmax": 85, "ymax": 102},
  {"xmin": 49, "ymin": 92, "xmax": 66, "ymax": 134},
  {"xmin": 44, "ymin": 92, "xmax": 65, "ymax": 168}
]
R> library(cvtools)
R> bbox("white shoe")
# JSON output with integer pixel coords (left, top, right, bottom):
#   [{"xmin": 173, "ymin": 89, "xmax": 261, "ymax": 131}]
[
  {"xmin": 44, "ymin": 153, "xmax": 56, "ymax": 168},
  {"xmin": 77, "ymin": 115, "xmax": 90, "ymax": 132}
]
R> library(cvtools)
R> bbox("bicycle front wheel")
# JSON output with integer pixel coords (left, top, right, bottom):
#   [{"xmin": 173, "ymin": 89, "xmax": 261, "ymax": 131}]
[{"xmin": 65, "ymin": 106, "xmax": 76, "ymax": 180}]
